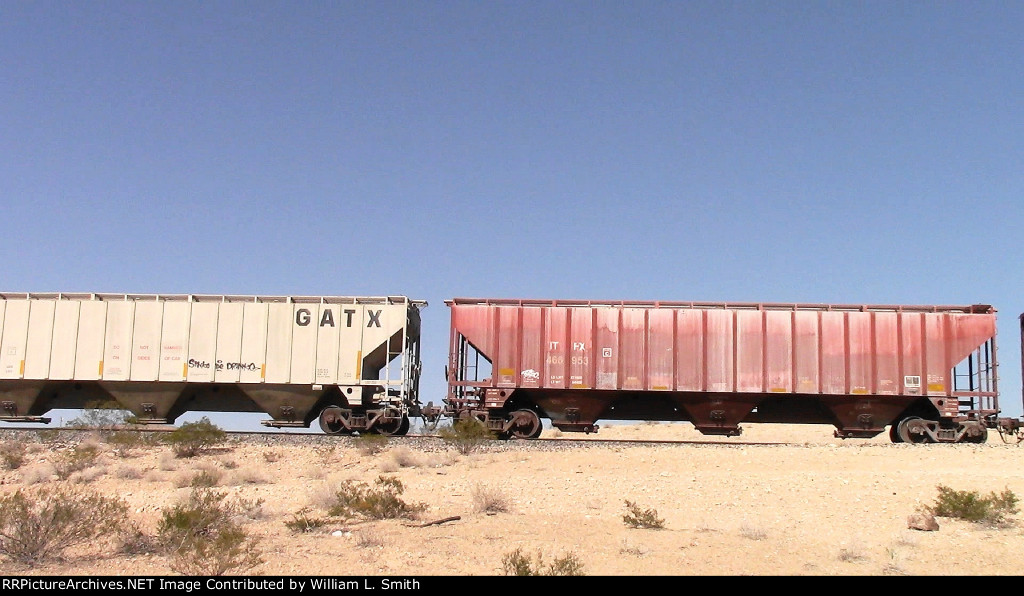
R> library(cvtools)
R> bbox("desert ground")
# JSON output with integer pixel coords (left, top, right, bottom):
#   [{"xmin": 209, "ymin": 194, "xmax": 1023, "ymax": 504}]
[{"xmin": 2, "ymin": 421, "xmax": 1024, "ymax": 577}]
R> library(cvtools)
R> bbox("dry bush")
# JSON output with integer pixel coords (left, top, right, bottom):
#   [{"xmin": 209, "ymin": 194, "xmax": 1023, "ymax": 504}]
[
  {"xmin": 53, "ymin": 442, "xmax": 104, "ymax": 480},
  {"xmin": 472, "ymin": 483, "xmax": 512, "ymax": 514},
  {"xmin": 619, "ymin": 538, "xmax": 648, "ymax": 556},
  {"xmin": 188, "ymin": 469, "xmax": 223, "ymax": 488},
  {"xmin": 501, "ymin": 548, "xmax": 585, "ymax": 576},
  {"xmin": 307, "ymin": 482, "xmax": 339, "ymax": 512},
  {"xmin": 0, "ymin": 442, "xmax": 26, "ymax": 470},
  {"xmin": 355, "ymin": 528, "xmax": 387, "ymax": 549},
  {"xmin": 69, "ymin": 465, "xmax": 107, "ymax": 484},
  {"xmin": 20, "ymin": 465, "xmax": 54, "ymax": 485},
  {"xmin": 105, "ymin": 430, "xmax": 156, "ymax": 457},
  {"xmin": 158, "ymin": 452, "xmax": 178, "ymax": 471},
  {"xmin": 118, "ymin": 524, "xmax": 160, "ymax": 556},
  {"xmin": 623, "ymin": 500, "xmax": 665, "ymax": 529},
  {"xmin": 355, "ymin": 433, "xmax": 389, "ymax": 456},
  {"xmin": 892, "ymin": 531, "xmax": 918, "ymax": 548},
  {"xmin": 157, "ymin": 488, "xmax": 263, "ymax": 576},
  {"xmin": 0, "ymin": 486, "xmax": 128, "ymax": 565},
  {"xmin": 739, "ymin": 523, "xmax": 768, "ymax": 541},
  {"xmin": 389, "ymin": 446, "xmax": 420, "ymax": 468},
  {"xmin": 226, "ymin": 468, "xmax": 268, "ymax": 485},
  {"xmin": 328, "ymin": 475, "xmax": 426, "ymax": 520},
  {"xmin": 144, "ymin": 469, "xmax": 166, "ymax": 483},
  {"xmin": 284, "ymin": 507, "xmax": 331, "ymax": 534},
  {"xmin": 837, "ymin": 545, "xmax": 868, "ymax": 562},
  {"xmin": 314, "ymin": 445, "xmax": 337, "ymax": 465},
  {"xmin": 114, "ymin": 465, "xmax": 144, "ymax": 480},
  {"xmin": 173, "ymin": 462, "xmax": 222, "ymax": 488}
]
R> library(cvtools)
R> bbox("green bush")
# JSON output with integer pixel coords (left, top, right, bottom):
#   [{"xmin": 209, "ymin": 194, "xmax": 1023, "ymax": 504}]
[
  {"xmin": 328, "ymin": 475, "xmax": 426, "ymax": 520},
  {"xmin": 0, "ymin": 487, "xmax": 128, "ymax": 565},
  {"xmin": 623, "ymin": 500, "xmax": 665, "ymax": 529},
  {"xmin": 65, "ymin": 400, "xmax": 135, "ymax": 430},
  {"xmin": 157, "ymin": 487, "xmax": 262, "ymax": 575},
  {"xmin": 285, "ymin": 507, "xmax": 331, "ymax": 533},
  {"xmin": 164, "ymin": 417, "xmax": 226, "ymax": 458},
  {"xmin": 501, "ymin": 547, "xmax": 585, "ymax": 576},
  {"xmin": 929, "ymin": 485, "xmax": 1019, "ymax": 526},
  {"xmin": 438, "ymin": 418, "xmax": 494, "ymax": 455}
]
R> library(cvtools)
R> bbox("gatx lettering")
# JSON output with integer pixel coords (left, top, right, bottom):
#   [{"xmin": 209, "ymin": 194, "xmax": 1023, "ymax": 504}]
[{"xmin": 295, "ymin": 308, "xmax": 382, "ymax": 328}]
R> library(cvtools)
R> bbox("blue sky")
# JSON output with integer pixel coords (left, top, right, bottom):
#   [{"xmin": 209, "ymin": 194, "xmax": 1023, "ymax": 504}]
[{"xmin": 2, "ymin": 1, "xmax": 1022, "ymax": 426}]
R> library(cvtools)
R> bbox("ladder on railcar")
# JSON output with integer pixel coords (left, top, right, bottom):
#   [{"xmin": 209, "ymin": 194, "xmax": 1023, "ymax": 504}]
[{"xmin": 953, "ymin": 337, "xmax": 999, "ymax": 421}]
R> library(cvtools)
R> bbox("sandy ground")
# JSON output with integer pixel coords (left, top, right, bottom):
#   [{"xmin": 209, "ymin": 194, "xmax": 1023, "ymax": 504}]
[{"xmin": 2, "ymin": 421, "xmax": 1024, "ymax": 577}]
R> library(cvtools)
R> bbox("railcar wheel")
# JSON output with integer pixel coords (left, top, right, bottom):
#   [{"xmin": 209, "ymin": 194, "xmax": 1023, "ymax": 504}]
[
  {"xmin": 318, "ymin": 406, "xmax": 347, "ymax": 435},
  {"xmin": 897, "ymin": 417, "xmax": 931, "ymax": 444},
  {"xmin": 964, "ymin": 426, "xmax": 988, "ymax": 444},
  {"xmin": 505, "ymin": 409, "xmax": 543, "ymax": 440},
  {"xmin": 374, "ymin": 414, "xmax": 406, "ymax": 436},
  {"xmin": 889, "ymin": 423, "xmax": 904, "ymax": 444}
]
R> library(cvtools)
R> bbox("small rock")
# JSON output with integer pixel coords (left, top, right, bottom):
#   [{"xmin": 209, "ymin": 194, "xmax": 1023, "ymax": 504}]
[{"xmin": 907, "ymin": 513, "xmax": 939, "ymax": 531}]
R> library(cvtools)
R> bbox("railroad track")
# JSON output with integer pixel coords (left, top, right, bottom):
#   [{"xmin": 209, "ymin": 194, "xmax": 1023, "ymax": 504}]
[{"xmin": 0, "ymin": 424, "xmax": 811, "ymax": 449}]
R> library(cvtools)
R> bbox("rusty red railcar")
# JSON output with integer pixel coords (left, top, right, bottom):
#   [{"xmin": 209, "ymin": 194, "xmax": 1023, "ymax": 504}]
[{"xmin": 444, "ymin": 298, "xmax": 999, "ymax": 443}]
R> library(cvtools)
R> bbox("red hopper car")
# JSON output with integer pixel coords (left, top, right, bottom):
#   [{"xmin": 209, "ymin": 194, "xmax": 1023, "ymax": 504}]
[{"xmin": 444, "ymin": 298, "xmax": 1007, "ymax": 443}]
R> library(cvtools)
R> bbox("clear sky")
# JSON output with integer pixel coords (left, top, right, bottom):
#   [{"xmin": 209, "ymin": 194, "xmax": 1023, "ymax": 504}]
[{"xmin": 2, "ymin": 1, "xmax": 1021, "ymax": 427}]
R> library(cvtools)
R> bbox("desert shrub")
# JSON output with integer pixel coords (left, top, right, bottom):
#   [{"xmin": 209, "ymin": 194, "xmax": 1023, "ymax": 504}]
[
  {"xmin": 35, "ymin": 429, "xmax": 60, "ymax": 443},
  {"xmin": 157, "ymin": 487, "xmax": 262, "ymax": 576},
  {"xmin": 64, "ymin": 400, "xmax": 134, "ymax": 430},
  {"xmin": 53, "ymin": 443, "xmax": 103, "ymax": 480},
  {"xmin": 114, "ymin": 465, "xmax": 143, "ymax": 480},
  {"xmin": 163, "ymin": 417, "xmax": 226, "ymax": 458},
  {"xmin": 355, "ymin": 528, "xmax": 386, "ymax": 548},
  {"xmin": 619, "ymin": 538, "xmax": 648, "ymax": 556},
  {"xmin": 0, "ymin": 442, "xmax": 26, "ymax": 470},
  {"xmin": 328, "ymin": 475, "xmax": 426, "ymax": 520},
  {"xmin": 227, "ymin": 468, "xmax": 268, "ymax": 486},
  {"xmin": 189, "ymin": 468, "xmax": 222, "ymax": 488},
  {"xmin": 118, "ymin": 525, "xmax": 159, "ymax": 556},
  {"xmin": 439, "ymin": 418, "xmax": 494, "ymax": 455},
  {"xmin": 389, "ymin": 447, "xmax": 419, "ymax": 468},
  {"xmin": 356, "ymin": 433, "xmax": 389, "ymax": 455},
  {"xmin": 928, "ymin": 485, "xmax": 1019, "ymax": 526},
  {"xmin": 472, "ymin": 483, "xmax": 512, "ymax": 514},
  {"xmin": 105, "ymin": 430, "xmax": 155, "ymax": 457},
  {"xmin": 501, "ymin": 547, "xmax": 585, "ymax": 576},
  {"xmin": 623, "ymin": 500, "xmax": 665, "ymax": 529},
  {"xmin": 739, "ymin": 523, "xmax": 768, "ymax": 541},
  {"xmin": 0, "ymin": 487, "xmax": 128, "ymax": 565},
  {"xmin": 285, "ymin": 507, "xmax": 331, "ymax": 533}
]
